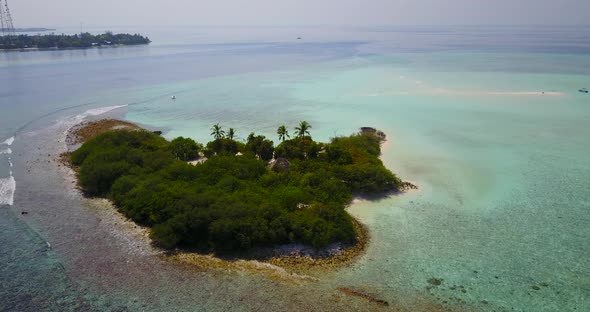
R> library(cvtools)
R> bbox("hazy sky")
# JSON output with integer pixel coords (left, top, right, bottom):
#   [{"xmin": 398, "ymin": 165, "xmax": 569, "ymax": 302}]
[{"xmin": 10, "ymin": 0, "xmax": 590, "ymax": 27}]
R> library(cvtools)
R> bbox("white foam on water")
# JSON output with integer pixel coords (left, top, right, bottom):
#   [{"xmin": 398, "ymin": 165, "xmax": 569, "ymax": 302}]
[
  {"xmin": 1, "ymin": 105, "xmax": 127, "ymax": 207},
  {"xmin": 52, "ymin": 104, "xmax": 129, "ymax": 145},
  {"xmin": 0, "ymin": 148, "xmax": 11, "ymax": 154},
  {"xmin": 1, "ymin": 136, "xmax": 14, "ymax": 146},
  {"xmin": 84, "ymin": 105, "xmax": 128, "ymax": 117},
  {"xmin": 61, "ymin": 105, "xmax": 128, "ymax": 131},
  {"xmin": 0, "ymin": 138, "xmax": 15, "ymax": 205},
  {"xmin": 0, "ymin": 175, "xmax": 15, "ymax": 206}
]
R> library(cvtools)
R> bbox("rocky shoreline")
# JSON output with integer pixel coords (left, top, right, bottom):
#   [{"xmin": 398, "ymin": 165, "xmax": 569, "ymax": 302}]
[
  {"xmin": 264, "ymin": 217, "xmax": 369, "ymax": 273},
  {"xmin": 66, "ymin": 119, "xmax": 141, "ymax": 147}
]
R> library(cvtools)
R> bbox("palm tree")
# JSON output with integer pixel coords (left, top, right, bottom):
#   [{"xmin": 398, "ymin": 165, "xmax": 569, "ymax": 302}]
[
  {"xmin": 294, "ymin": 121, "xmax": 311, "ymax": 139},
  {"xmin": 210, "ymin": 123, "xmax": 225, "ymax": 140},
  {"xmin": 227, "ymin": 128, "xmax": 236, "ymax": 140},
  {"xmin": 277, "ymin": 125, "xmax": 290, "ymax": 142}
]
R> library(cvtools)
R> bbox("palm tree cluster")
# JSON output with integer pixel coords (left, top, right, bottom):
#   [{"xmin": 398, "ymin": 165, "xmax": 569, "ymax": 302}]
[
  {"xmin": 210, "ymin": 124, "xmax": 236, "ymax": 140},
  {"xmin": 211, "ymin": 121, "xmax": 312, "ymax": 143},
  {"xmin": 277, "ymin": 121, "xmax": 312, "ymax": 141}
]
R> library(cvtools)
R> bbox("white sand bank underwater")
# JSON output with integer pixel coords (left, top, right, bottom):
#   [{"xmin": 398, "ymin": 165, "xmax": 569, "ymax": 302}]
[
  {"xmin": 359, "ymin": 89, "xmax": 564, "ymax": 97},
  {"xmin": 429, "ymin": 89, "xmax": 563, "ymax": 96}
]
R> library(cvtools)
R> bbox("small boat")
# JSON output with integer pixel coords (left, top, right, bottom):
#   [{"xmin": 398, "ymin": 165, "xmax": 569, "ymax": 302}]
[
  {"xmin": 579, "ymin": 88, "xmax": 588, "ymax": 93},
  {"xmin": 171, "ymin": 95, "xmax": 176, "ymax": 99}
]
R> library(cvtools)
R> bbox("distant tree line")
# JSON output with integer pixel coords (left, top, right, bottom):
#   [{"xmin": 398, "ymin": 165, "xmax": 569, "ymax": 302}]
[
  {"xmin": 0, "ymin": 31, "xmax": 150, "ymax": 49},
  {"xmin": 70, "ymin": 121, "xmax": 402, "ymax": 253}
]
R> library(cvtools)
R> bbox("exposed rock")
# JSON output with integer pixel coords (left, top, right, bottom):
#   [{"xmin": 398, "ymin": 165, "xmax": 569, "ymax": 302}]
[
  {"xmin": 399, "ymin": 181, "xmax": 418, "ymax": 191},
  {"xmin": 360, "ymin": 127, "xmax": 377, "ymax": 134},
  {"xmin": 360, "ymin": 127, "xmax": 386, "ymax": 141},
  {"xmin": 264, "ymin": 218, "xmax": 369, "ymax": 273},
  {"xmin": 67, "ymin": 119, "xmax": 141, "ymax": 146},
  {"xmin": 269, "ymin": 157, "xmax": 290, "ymax": 172}
]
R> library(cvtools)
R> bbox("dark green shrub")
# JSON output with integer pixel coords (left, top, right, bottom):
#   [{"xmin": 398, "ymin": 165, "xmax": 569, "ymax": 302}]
[{"xmin": 74, "ymin": 127, "xmax": 400, "ymax": 252}]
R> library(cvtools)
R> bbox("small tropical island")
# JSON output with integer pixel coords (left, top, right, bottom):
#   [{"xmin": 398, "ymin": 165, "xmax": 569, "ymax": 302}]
[
  {"xmin": 0, "ymin": 32, "xmax": 150, "ymax": 50},
  {"xmin": 66, "ymin": 120, "xmax": 413, "ymax": 259}
]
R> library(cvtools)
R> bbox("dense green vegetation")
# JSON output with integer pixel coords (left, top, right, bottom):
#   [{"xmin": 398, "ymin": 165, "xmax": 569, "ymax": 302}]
[
  {"xmin": 71, "ymin": 122, "xmax": 402, "ymax": 253},
  {"xmin": 0, "ymin": 32, "xmax": 150, "ymax": 49}
]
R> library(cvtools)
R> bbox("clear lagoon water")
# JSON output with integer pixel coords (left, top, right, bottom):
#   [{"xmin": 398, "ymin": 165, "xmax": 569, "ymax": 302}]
[{"xmin": 1, "ymin": 25, "xmax": 589, "ymax": 311}]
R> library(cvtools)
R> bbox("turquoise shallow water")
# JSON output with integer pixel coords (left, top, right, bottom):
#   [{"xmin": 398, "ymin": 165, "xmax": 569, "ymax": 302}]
[
  {"xmin": 303, "ymin": 62, "xmax": 590, "ymax": 310},
  {"xmin": 1, "ymin": 26, "xmax": 589, "ymax": 311},
  {"xmin": 123, "ymin": 53, "xmax": 590, "ymax": 310}
]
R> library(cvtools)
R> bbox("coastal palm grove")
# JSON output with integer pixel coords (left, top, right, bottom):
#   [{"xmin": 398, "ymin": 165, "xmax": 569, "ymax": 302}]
[
  {"xmin": 0, "ymin": 32, "xmax": 150, "ymax": 50},
  {"xmin": 70, "ymin": 121, "xmax": 402, "ymax": 252}
]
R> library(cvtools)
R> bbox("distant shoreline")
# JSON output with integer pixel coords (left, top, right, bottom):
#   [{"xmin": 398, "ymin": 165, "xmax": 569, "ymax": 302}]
[
  {"xmin": 0, "ymin": 44, "xmax": 146, "ymax": 52},
  {"xmin": 0, "ymin": 32, "xmax": 150, "ymax": 51},
  {"xmin": 13, "ymin": 28, "xmax": 56, "ymax": 32}
]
